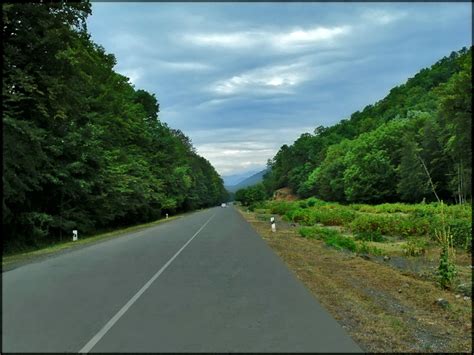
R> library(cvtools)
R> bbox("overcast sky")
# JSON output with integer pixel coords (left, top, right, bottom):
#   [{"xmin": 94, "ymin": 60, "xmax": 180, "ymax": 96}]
[{"xmin": 86, "ymin": 2, "xmax": 471, "ymax": 178}]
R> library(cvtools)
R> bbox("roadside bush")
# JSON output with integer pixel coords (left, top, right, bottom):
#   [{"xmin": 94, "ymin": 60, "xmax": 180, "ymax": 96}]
[
  {"xmin": 402, "ymin": 237, "xmax": 428, "ymax": 256},
  {"xmin": 325, "ymin": 233, "xmax": 357, "ymax": 252},
  {"xmin": 306, "ymin": 197, "xmax": 318, "ymax": 207},
  {"xmin": 429, "ymin": 218, "xmax": 472, "ymax": 250},
  {"xmin": 395, "ymin": 217, "xmax": 431, "ymax": 237},
  {"xmin": 349, "ymin": 214, "xmax": 393, "ymax": 235},
  {"xmin": 299, "ymin": 226, "xmax": 357, "ymax": 253},
  {"xmin": 356, "ymin": 241, "xmax": 383, "ymax": 255},
  {"xmin": 267, "ymin": 201, "xmax": 298, "ymax": 216},
  {"xmin": 299, "ymin": 226, "xmax": 336, "ymax": 240},
  {"xmin": 310, "ymin": 206, "xmax": 356, "ymax": 226},
  {"xmin": 287, "ymin": 209, "xmax": 316, "ymax": 226},
  {"xmin": 354, "ymin": 231, "xmax": 386, "ymax": 242},
  {"xmin": 435, "ymin": 204, "xmax": 457, "ymax": 289},
  {"xmin": 350, "ymin": 214, "xmax": 431, "ymax": 237},
  {"xmin": 298, "ymin": 200, "xmax": 308, "ymax": 208},
  {"xmin": 298, "ymin": 227, "xmax": 318, "ymax": 239}
]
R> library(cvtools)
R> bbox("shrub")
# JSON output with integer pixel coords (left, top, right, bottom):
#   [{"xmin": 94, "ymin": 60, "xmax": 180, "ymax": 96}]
[
  {"xmin": 402, "ymin": 237, "xmax": 428, "ymax": 256},
  {"xmin": 356, "ymin": 241, "xmax": 383, "ymax": 255},
  {"xmin": 350, "ymin": 214, "xmax": 392, "ymax": 235},
  {"xmin": 350, "ymin": 214, "xmax": 431, "ymax": 237},
  {"xmin": 325, "ymin": 233, "xmax": 357, "ymax": 252},
  {"xmin": 310, "ymin": 206, "xmax": 356, "ymax": 226},
  {"xmin": 354, "ymin": 231, "xmax": 386, "ymax": 242},
  {"xmin": 444, "ymin": 219, "xmax": 471, "ymax": 250},
  {"xmin": 288, "ymin": 209, "xmax": 316, "ymax": 226},
  {"xmin": 268, "ymin": 201, "xmax": 298, "ymax": 216},
  {"xmin": 307, "ymin": 197, "xmax": 318, "ymax": 207},
  {"xmin": 299, "ymin": 226, "xmax": 357, "ymax": 252},
  {"xmin": 298, "ymin": 226, "xmax": 320, "ymax": 239},
  {"xmin": 298, "ymin": 226, "xmax": 340, "ymax": 240},
  {"xmin": 298, "ymin": 200, "xmax": 308, "ymax": 209},
  {"xmin": 435, "ymin": 203, "xmax": 457, "ymax": 289}
]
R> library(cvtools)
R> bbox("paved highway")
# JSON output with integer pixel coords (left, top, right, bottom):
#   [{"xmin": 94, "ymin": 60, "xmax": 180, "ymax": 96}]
[{"xmin": 2, "ymin": 206, "xmax": 361, "ymax": 352}]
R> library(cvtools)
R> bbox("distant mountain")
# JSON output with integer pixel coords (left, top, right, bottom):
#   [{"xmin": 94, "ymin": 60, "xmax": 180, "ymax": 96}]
[
  {"xmin": 226, "ymin": 169, "xmax": 268, "ymax": 192},
  {"xmin": 222, "ymin": 169, "xmax": 261, "ymax": 186}
]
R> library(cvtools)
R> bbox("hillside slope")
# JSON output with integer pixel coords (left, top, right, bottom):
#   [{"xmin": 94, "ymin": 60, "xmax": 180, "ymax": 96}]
[
  {"xmin": 263, "ymin": 47, "xmax": 471, "ymax": 204},
  {"xmin": 227, "ymin": 169, "xmax": 268, "ymax": 192}
]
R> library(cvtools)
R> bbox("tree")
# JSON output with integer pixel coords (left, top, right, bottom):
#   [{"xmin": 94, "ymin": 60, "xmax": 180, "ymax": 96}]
[
  {"xmin": 2, "ymin": 2, "xmax": 227, "ymax": 252},
  {"xmin": 436, "ymin": 51, "xmax": 472, "ymax": 203},
  {"xmin": 396, "ymin": 133, "xmax": 431, "ymax": 202}
]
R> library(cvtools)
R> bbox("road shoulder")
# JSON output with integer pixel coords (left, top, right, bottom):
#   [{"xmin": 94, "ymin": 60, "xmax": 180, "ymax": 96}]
[{"xmin": 2, "ymin": 215, "xmax": 181, "ymax": 272}]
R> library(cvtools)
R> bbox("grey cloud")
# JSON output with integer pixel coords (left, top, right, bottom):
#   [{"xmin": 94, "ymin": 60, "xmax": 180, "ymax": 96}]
[{"xmin": 87, "ymin": 2, "xmax": 471, "ymax": 175}]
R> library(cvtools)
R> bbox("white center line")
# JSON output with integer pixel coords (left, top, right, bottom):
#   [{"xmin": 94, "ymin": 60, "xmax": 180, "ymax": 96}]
[{"xmin": 79, "ymin": 213, "xmax": 216, "ymax": 353}]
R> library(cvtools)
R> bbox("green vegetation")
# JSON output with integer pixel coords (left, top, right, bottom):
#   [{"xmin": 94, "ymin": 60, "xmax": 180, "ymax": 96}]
[
  {"xmin": 261, "ymin": 47, "xmax": 471, "ymax": 205},
  {"xmin": 324, "ymin": 233, "xmax": 357, "ymax": 252},
  {"xmin": 298, "ymin": 225, "xmax": 383, "ymax": 255},
  {"xmin": 435, "ymin": 204, "xmax": 458, "ymax": 289},
  {"xmin": 265, "ymin": 198, "xmax": 471, "ymax": 250},
  {"xmin": 299, "ymin": 226, "xmax": 356, "ymax": 252},
  {"xmin": 2, "ymin": 215, "xmax": 179, "ymax": 267},
  {"xmin": 234, "ymin": 183, "xmax": 267, "ymax": 206},
  {"xmin": 299, "ymin": 226, "xmax": 338, "ymax": 240},
  {"xmin": 402, "ymin": 237, "xmax": 428, "ymax": 256},
  {"xmin": 354, "ymin": 231, "xmax": 386, "ymax": 243},
  {"xmin": 3, "ymin": 2, "xmax": 227, "ymax": 253}
]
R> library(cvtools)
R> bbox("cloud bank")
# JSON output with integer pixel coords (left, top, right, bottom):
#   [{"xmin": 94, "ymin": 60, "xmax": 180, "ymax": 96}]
[{"xmin": 87, "ymin": 3, "xmax": 471, "ymax": 177}]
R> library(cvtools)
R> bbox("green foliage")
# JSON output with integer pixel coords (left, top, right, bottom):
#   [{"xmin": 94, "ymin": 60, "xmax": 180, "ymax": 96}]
[
  {"xmin": 263, "ymin": 47, "xmax": 472, "ymax": 204},
  {"xmin": 266, "ymin": 200, "xmax": 299, "ymax": 216},
  {"xmin": 299, "ymin": 226, "xmax": 324, "ymax": 239},
  {"xmin": 270, "ymin": 200, "xmax": 470, "ymax": 249},
  {"xmin": 438, "ymin": 247, "xmax": 457, "ymax": 289},
  {"xmin": 235, "ymin": 183, "xmax": 267, "ymax": 207},
  {"xmin": 298, "ymin": 226, "xmax": 340, "ymax": 240},
  {"xmin": 445, "ymin": 220, "xmax": 472, "ymax": 251},
  {"xmin": 402, "ymin": 237, "xmax": 428, "ymax": 256},
  {"xmin": 2, "ymin": 2, "xmax": 227, "ymax": 252},
  {"xmin": 434, "ymin": 202, "xmax": 458, "ymax": 289},
  {"xmin": 324, "ymin": 233, "xmax": 357, "ymax": 252},
  {"xmin": 356, "ymin": 241, "xmax": 383, "ymax": 256},
  {"xmin": 272, "ymin": 198, "xmax": 470, "ymax": 259},
  {"xmin": 298, "ymin": 226, "xmax": 357, "ymax": 252},
  {"xmin": 306, "ymin": 197, "xmax": 319, "ymax": 207},
  {"xmin": 354, "ymin": 231, "xmax": 386, "ymax": 242},
  {"xmin": 310, "ymin": 140, "xmax": 350, "ymax": 202},
  {"xmin": 396, "ymin": 133, "xmax": 431, "ymax": 202},
  {"xmin": 349, "ymin": 214, "xmax": 432, "ymax": 237}
]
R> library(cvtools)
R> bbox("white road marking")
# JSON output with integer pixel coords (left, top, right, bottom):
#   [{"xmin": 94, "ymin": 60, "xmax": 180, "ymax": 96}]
[{"xmin": 78, "ymin": 213, "xmax": 216, "ymax": 353}]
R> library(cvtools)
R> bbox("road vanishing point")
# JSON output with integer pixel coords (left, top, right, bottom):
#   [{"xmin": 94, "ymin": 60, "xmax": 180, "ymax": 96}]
[{"xmin": 2, "ymin": 206, "xmax": 361, "ymax": 352}]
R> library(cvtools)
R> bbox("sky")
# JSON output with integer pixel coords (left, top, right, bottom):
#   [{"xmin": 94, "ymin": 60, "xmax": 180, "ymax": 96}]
[{"xmin": 86, "ymin": 2, "xmax": 471, "ymax": 181}]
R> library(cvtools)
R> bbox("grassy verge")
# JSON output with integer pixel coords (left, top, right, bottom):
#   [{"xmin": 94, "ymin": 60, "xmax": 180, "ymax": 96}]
[
  {"xmin": 2, "ymin": 215, "xmax": 180, "ymax": 270},
  {"xmin": 238, "ymin": 206, "xmax": 472, "ymax": 353}
]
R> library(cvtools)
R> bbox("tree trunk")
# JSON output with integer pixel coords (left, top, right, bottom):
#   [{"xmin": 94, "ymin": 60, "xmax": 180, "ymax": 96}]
[{"xmin": 416, "ymin": 154, "xmax": 441, "ymax": 203}]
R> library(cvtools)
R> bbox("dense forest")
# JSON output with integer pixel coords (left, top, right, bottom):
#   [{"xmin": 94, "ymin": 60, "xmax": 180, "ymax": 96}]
[
  {"xmin": 3, "ymin": 2, "xmax": 227, "ymax": 252},
  {"xmin": 242, "ymin": 47, "xmax": 471, "ymax": 206}
]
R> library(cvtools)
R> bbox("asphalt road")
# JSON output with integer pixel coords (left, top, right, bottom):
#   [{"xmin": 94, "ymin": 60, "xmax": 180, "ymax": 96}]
[{"xmin": 2, "ymin": 206, "xmax": 361, "ymax": 352}]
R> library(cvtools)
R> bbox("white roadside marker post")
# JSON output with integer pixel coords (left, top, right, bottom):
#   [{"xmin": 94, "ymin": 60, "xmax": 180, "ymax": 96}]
[
  {"xmin": 72, "ymin": 230, "xmax": 78, "ymax": 241},
  {"xmin": 166, "ymin": 213, "xmax": 169, "ymax": 219},
  {"xmin": 271, "ymin": 217, "xmax": 276, "ymax": 232}
]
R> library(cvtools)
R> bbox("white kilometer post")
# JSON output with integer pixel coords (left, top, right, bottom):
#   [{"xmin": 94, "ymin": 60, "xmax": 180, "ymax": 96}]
[
  {"xmin": 72, "ymin": 230, "xmax": 78, "ymax": 241},
  {"xmin": 270, "ymin": 217, "xmax": 276, "ymax": 232}
]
